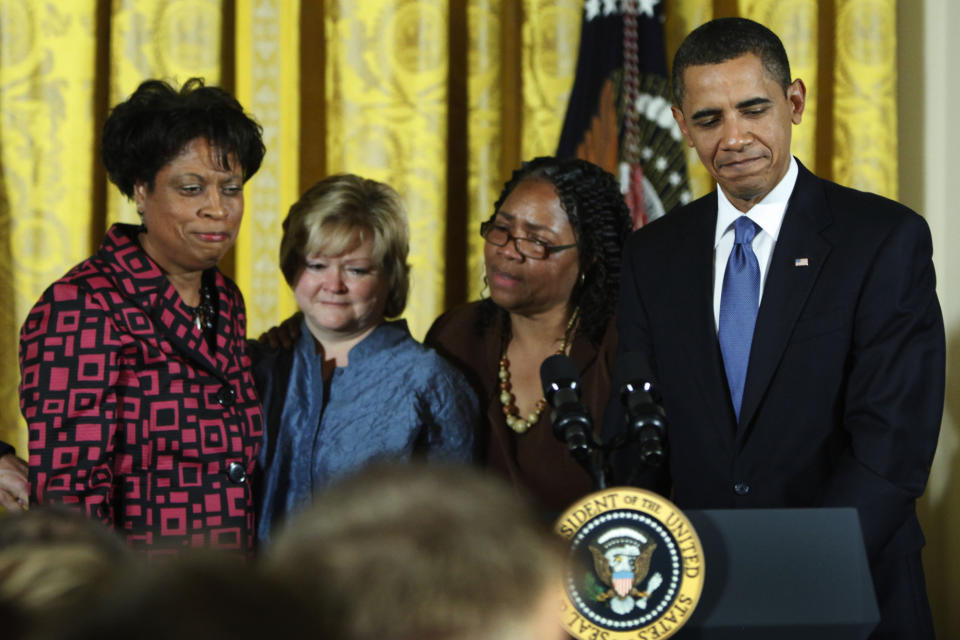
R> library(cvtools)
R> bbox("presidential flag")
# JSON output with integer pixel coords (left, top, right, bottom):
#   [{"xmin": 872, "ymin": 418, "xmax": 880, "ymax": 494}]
[{"xmin": 557, "ymin": 0, "xmax": 690, "ymax": 229}]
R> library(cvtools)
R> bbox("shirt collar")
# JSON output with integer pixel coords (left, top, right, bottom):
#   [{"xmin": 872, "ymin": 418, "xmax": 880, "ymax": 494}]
[
  {"xmin": 714, "ymin": 156, "xmax": 798, "ymax": 248},
  {"xmin": 296, "ymin": 318, "xmax": 411, "ymax": 364}
]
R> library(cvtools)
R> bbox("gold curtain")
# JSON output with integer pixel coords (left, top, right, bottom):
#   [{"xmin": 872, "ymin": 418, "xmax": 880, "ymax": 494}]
[
  {"xmin": 234, "ymin": 0, "xmax": 301, "ymax": 334},
  {"xmin": 0, "ymin": 0, "xmax": 99, "ymax": 460},
  {"xmin": 465, "ymin": 0, "xmax": 504, "ymax": 300}
]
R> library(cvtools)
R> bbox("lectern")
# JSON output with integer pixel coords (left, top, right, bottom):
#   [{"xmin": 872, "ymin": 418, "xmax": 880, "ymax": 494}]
[{"xmin": 677, "ymin": 507, "xmax": 879, "ymax": 639}]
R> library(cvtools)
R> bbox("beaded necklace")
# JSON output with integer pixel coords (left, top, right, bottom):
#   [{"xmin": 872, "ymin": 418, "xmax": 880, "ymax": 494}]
[
  {"xmin": 498, "ymin": 308, "xmax": 579, "ymax": 434},
  {"xmin": 182, "ymin": 281, "xmax": 216, "ymax": 332}
]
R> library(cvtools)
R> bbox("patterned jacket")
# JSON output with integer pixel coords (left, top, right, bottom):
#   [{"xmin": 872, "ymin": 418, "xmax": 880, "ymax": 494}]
[{"xmin": 20, "ymin": 224, "xmax": 262, "ymax": 556}]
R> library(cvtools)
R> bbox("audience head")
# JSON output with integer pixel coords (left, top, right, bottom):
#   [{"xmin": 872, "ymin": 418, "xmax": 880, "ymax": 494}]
[
  {"xmin": 41, "ymin": 554, "xmax": 323, "ymax": 640},
  {"xmin": 266, "ymin": 462, "xmax": 567, "ymax": 640},
  {"xmin": 0, "ymin": 507, "xmax": 131, "ymax": 633}
]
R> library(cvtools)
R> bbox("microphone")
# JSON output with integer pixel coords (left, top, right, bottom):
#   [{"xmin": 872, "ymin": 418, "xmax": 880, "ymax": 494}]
[
  {"xmin": 540, "ymin": 354, "xmax": 595, "ymax": 456},
  {"xmin": 616, "ymin": 359, "xmax": 667, "ymax": 468}
]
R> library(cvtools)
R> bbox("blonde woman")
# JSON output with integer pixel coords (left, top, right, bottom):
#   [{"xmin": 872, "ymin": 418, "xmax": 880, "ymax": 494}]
[{"xmin": 252, "ymin": 175, "xmax": 475, "ymax": 544}]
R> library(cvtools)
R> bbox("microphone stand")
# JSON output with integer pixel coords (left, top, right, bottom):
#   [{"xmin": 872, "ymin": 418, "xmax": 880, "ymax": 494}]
[{"xmin": 542, "ymin": 355, "xmax": 667, "ymax": 492}]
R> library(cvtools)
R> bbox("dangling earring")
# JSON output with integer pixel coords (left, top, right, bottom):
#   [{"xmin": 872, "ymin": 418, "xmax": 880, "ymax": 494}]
[{"xmin": 481, "ymin": 272, "xmax": 490, "ymax": 298}]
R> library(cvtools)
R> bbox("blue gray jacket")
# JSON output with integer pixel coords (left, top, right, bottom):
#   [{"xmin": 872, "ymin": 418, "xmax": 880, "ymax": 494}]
[{"xmin": 251, "ymin": 319, "xmax": 476, "ymax": 544}]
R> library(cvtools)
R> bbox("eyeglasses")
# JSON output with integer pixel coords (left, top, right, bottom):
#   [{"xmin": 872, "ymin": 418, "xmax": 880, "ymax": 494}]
[{"xmin": 480, "ymin": 221, "xmax": 577, "ymax": 260}]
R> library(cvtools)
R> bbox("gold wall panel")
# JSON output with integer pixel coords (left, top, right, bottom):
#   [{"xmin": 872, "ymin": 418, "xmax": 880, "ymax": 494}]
[
  {"xmin": 665, "ymin": 0, "xmax": 713, "ymax": 200},
  {"xmin": 466, "ymin": 0, "xmax": 503, "ymax": 300},
  {"xmin": 0, "ymin": 0, "xmax": 97, "ymax": 452},
  {"xmin": 520, "ymin": 0, "xmax": 580, "ymax": 160},
  {"xmin": 234, "ymin": 0, "xmax": 300, "ymax": 337},
  {"xmin": 832, "ymin": 0, "xmax": 897, "ymax": 198},
  {"xmin": 325, "ymin": 0, "xmax": 448, "ymax": 339}
]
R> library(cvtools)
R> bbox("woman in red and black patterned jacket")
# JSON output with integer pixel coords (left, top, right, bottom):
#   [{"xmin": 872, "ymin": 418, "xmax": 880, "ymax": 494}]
[{"xmin": 18, "ymin": 78, "xmax": 266, "ymax": 557}]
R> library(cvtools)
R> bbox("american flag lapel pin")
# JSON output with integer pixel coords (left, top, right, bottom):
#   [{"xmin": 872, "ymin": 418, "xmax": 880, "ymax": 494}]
[{"xmin": 794, "ymin": 258, "xmax": 809, "ymax": 267}]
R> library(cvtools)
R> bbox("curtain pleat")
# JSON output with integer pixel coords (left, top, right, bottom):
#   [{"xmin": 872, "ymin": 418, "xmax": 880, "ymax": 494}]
[
  {"xmin": 466, "ymin": 0, "xmax": 503, "ymax": 301},
  {"xmin": 0, "ymin": 0, "xmax": 98, "ymax": 455},
  {"xmin": 832, "ymin": 0, "xmax": 897, "ymax": 198},
  {"xmin": 233, "ymin": 0, "xmax": 300, "ymax": 336},
  {"xmin": 520, "ymin": 0, "xmax": 581, "ymax": 160}
]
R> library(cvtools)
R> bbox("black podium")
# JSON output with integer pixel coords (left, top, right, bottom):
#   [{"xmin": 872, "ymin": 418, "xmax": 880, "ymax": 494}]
[{"xmin": 676, "ymin": 507, "xmax": 879, "ymax": 639}]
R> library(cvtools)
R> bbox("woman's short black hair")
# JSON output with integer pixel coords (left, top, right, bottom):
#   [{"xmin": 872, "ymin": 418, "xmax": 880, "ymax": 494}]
[
  {"xmin": 482, "ymin": 157, "xmax": 631, "ymax": 344},
  {"xmin": 101, "ymin": 78, "xmax": 265, "ymax": 198}
]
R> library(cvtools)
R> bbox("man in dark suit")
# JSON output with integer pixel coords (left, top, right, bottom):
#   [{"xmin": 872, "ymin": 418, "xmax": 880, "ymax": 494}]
[{"xmin": 608, "ymin": 18, "xmax": 943, "ymax": 639}]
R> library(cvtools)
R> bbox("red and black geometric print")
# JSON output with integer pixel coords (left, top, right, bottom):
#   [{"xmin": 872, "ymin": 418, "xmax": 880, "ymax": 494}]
[{"xmin": 20, "ymin": 224, "xmax": 262, "ymax": 558}]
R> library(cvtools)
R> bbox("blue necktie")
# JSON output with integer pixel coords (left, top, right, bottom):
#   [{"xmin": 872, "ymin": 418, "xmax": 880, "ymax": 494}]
[{"xmin": 718, "ymin": 216, "xmax": 760, "ymax": 420}]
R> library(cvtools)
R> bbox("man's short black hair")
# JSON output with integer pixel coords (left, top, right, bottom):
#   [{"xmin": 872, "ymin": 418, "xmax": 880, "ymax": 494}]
[
  {"xmin": 672, "ymin": 17, "xmax": 792, "ymax": 107},
  {"xmin": 101, "ymin": 78, "xmax": 265, "ymax": 199}
]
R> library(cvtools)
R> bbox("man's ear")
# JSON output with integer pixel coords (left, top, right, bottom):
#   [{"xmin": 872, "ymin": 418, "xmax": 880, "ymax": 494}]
[
  {"xmin": 672, "ymin": 106, "xmax": 695, "ymax": 148},
  {"xmin": 787, "ymin": 78, "xmax": 806, "ymax": 125}
]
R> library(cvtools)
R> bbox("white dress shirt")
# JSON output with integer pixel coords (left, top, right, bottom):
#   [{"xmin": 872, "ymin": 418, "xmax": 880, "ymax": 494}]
[{"xmin": 713, "ymin": 156, "xmax": 799, "ymax": 330}]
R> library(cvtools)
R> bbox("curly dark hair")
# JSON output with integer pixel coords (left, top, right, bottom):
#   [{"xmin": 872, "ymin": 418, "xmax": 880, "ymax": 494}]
[
  {"xmin": 479, "ymin": 157, "xmax": 631, "ymax": 345},
  {"xmin": 672, "ymin": 18, "xmax": 791, "ymax": 107},
  {"xmin": 101, "ymin": 78, "xmax": 265, "ymax": 199}
]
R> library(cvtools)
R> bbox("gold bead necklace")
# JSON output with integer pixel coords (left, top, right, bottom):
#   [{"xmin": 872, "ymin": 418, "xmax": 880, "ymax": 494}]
[{"xmin": 498, "ymin": 308, "xmax": 579, "ymax": 434}]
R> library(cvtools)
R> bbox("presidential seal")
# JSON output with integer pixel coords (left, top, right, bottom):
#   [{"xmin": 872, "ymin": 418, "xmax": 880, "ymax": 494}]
[{"xmin": 555, "ymin": 487, "xmax": 704, "ymax": 640}]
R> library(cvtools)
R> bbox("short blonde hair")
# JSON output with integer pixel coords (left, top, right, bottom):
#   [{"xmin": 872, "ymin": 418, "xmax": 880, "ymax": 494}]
[{"xmin": 279, "ymin": 174, "xmax": 410, "ymax": 318}]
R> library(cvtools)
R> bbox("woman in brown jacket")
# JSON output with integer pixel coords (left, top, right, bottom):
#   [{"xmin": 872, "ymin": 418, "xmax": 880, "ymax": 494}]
[{"xmin": 426, "ymin": 157, "xmax": 630, "ymax": 513}]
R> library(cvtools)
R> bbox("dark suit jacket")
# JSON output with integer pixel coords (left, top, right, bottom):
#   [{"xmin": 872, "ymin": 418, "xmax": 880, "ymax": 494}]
[{"xmin": 608, "ymin": 161, "xmax": 944, "ymax": 636}]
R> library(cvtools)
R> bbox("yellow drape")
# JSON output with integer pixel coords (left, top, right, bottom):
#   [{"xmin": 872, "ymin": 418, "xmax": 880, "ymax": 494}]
[
  {"xmin": 0, "ymin": 0, "xmax": 98, "ymax": 457},
  {"xmin": 520, "ymin": 0, "xmax": 581, "ymax": 160},
  {"xmin": 831, "ymin": 0, "xmax": 897, "ymax": 197},
  {"xmin": 233, "ymin": 0, "xmax": 300, "ymax": 335},
  {"xmin": 466, "ymin": 0, "xmax": 504, "ymax": 300}
]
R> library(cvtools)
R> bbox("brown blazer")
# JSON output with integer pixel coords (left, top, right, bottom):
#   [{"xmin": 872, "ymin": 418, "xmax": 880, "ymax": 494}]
[{"xmin": 426, "ymin": 301, "xmax": 617, "ymax": 514}]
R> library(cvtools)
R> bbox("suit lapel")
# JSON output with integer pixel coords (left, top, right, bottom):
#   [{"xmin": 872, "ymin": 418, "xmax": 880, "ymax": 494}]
[
  {"xmin": 737, "ymin": 163, "xmax": 833, "ymax": 437},
  {"xmin": 672, "ymin": 199, "xmax": 739, "ymax": 441}
]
